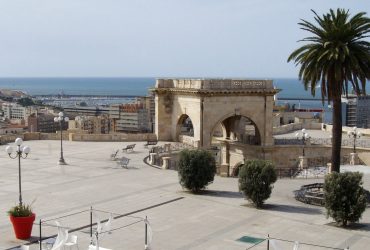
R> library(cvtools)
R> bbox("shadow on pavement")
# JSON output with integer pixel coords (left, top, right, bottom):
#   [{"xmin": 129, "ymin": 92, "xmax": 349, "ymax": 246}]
[
  {"xmin": 264, "ymin": 204, "xmax": 323, "ymax": 215},
  {"xmin": 326, "ymin": 222, "xmax": 370, "ymax": 232},
  {"xmin": 200, "ymin": 190, "xmax": 244, "ymax": 199}
]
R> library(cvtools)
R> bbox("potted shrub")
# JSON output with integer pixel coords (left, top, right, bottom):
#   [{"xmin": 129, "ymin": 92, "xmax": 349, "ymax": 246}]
[{"xmin": 8, "ymin": 203, "xmax": 35, "ymax": 239}]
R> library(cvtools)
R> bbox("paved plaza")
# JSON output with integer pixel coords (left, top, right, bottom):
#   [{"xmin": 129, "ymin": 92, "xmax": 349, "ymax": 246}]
[{"xmin": 0, "ymin": 140, "xmax": 370, "ymax": 249}]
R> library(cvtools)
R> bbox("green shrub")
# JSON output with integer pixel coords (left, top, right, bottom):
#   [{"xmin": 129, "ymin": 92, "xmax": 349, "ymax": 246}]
[
  {"xmin": 8, "ymin": 203, "xmax": 33, "ymax": 217},
  {"xmin": 324, "ymin": 172, "xmax": 367, "ymax": 227},
  {"xmin": 238, "ymin": 160, "xmax": 277, "ymax": 208},
  {"xmin": 178, "ymin": 149, "xmax": 216, "ymax": 193}
]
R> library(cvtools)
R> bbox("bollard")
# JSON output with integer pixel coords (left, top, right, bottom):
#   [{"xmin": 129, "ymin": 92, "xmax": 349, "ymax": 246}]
[
  {"xmin": 267, "ymin": 234, "xmax": 269, "ymax": 250},
  {"xmin": 39, "ymin": 219, "xmax": 42, "ymax": 250},
  {"xmin": 145, "ymin": 216, "xmax": 148, "ymax": 249},
  {"xmin": 90, "ymin": 206, "xmax": 93, "ymax": 238}
]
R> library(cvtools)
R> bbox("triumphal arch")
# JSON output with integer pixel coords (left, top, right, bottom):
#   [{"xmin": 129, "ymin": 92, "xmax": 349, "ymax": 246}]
[{"xmin": 153, "ymin": 79, "xmax": 278, "ymax": 168}]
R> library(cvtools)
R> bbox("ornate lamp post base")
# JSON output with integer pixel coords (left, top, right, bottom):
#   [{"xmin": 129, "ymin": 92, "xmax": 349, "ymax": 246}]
[
  {"xmin": 58, "ymin": 158, "xmax": 67, "ymax": 165},
  {"xmin": 350, "ymin": 152, "xmax": 359, "ymax": 166}
]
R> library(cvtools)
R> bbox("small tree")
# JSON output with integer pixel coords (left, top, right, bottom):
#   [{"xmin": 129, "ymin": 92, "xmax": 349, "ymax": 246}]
[
  {"xmin": 238, "ymin": 160, "xmax": 277, "ymax": 208},
  {"xmin": 178, "ymin": 149, "xmax": 216, "ymax": 193},
  {"xmin": 324, "ymin": 172, "xmax": 367, "ymax": 227}
]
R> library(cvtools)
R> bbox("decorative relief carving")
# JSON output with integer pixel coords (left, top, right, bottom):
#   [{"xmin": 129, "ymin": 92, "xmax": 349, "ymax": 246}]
[{"xmin": 163, "ymin": 93, "xmax": 173, "ymax": 114}]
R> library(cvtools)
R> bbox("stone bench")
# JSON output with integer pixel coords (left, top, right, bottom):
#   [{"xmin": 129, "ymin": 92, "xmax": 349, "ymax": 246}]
[
  {"xmin": 122, "ymin": 144, "xmax": 136, "ymax": 153},
  {"xmin": 144, "ymin": 140, "xmax": 158, "ymax": 148},
  {"xmin": 116, "ymin": 157, "xmax": 130, "ymax": 168}
]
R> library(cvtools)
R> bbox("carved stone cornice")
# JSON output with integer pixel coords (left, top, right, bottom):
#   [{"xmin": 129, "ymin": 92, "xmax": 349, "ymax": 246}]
[{"xmin": 151, "ymin": 88, "xmax": 280, "ymax": 97}]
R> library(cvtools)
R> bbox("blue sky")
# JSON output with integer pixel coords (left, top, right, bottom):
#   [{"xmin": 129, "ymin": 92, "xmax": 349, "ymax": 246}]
[{"xmin": 0, "ymin": 0, "xmax": 369, "ymax": 78}]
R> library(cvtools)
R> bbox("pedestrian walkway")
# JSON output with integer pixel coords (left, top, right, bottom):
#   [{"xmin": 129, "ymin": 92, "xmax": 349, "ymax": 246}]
[{"xmin": 0, "ymin": 140, "xmax": 369, "ymax": 249}]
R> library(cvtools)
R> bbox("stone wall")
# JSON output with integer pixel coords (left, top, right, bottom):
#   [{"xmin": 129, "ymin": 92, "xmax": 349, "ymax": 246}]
[
  {"xmin": 273, "ymin": 122, "xmax": 322, "ymax": 135},
  {"xmin": 0, "ymin": 134, "xmax": 19, "ymax": 144},
  {"xmin": 226, "ymin": 141, "xmax": 370, "ymax": 174},
  {"xmin": 2, "ymin": 132, "xmax": 156, "ymax": 143},
  {"xmin": 70, "ymin": 133, "xmax": 156, "ymax": 142},
  {"xmin": 323, "ymin": 124, "xmax": 370, "ymax": 137}
]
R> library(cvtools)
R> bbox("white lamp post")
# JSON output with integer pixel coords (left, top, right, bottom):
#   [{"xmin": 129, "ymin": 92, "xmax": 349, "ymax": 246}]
[
  {"xmin": 54, "ymin": 112, "xmax": 69, "ymax": 165},
  {"xmin": 347, "ymin": 126, "xmax": 362, "ymax": 153},
  {"xmin": 295, "ymin": 128, "xmax": 310, "ymax": 156},
  {"xmin": 5, "ymin": 138, "xmax": 31, "ymax": 206}
]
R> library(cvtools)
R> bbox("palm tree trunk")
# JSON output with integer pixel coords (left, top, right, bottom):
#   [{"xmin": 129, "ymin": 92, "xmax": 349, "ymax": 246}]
[{"xmin": 331, "ymin": 95, "xmax": 342, "ymax": 172}]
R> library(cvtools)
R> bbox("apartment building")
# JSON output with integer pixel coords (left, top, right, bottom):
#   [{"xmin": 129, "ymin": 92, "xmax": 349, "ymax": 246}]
[
  {"xmin": 74, "ymin": 115, "xmax": 110, "ymax": 134},
  {"xmin": 342, "ymin": 95, "xmax": 370, "ymax": 128},
  {"xmin": 28, "ymin": 113, "xmax": 62, "ymax": 133},
  {"xmin": 2, "ymin": 103, "xmax": 36, "ymax": 125}
]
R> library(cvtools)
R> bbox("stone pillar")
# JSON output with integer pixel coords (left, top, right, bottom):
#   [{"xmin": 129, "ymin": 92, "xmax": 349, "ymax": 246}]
[
  {"xmin": 219, "ymin": 141, "xmax": 230, "ymax": 177},
  {"xmin": 164, "ymin": 143, "xmax": 171, "ymax": 152},
  {"xmin": 350, "ymin": 153, "xmax": 359, "ymax": 165},
  {"xmin": 298, "ymin": 156, "xmax": 308, "ymax": 169},
  {"xmin": 327, "ymin": 163, "xmax": 332, "ymax": 173},
  {"xmin": 220, "ymin": 164, "xmax": 229, "ymax": 177},
  {"xmin": 149, "ymin": 153, "xmax": 157, "ymax": 165},
  {"xmin": 162, "ymin": 157, "xmax": 171, "ymax": 170}
]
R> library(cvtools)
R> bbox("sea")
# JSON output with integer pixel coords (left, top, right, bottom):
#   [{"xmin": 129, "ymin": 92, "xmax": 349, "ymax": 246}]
[{"xmin": 1, "ymin": 77, "xmax": 369, "ymax": 123}]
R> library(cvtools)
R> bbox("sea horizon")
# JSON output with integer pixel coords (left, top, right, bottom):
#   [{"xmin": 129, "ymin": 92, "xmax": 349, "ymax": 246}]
[{"xmin": 1, "ymin": 77, "xmax": 369, "ymax": 102}]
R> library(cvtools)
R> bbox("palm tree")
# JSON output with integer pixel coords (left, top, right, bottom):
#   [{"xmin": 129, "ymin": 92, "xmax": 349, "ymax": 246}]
[{"xmin": 288, "ymin": 9, "xmax": 370, "ymax": 172}]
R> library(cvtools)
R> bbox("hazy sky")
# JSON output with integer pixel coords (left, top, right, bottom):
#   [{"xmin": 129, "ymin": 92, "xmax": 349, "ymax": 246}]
[{"xmin": 0, "ymin": 0, "xmax": 369, "ymax": 78}]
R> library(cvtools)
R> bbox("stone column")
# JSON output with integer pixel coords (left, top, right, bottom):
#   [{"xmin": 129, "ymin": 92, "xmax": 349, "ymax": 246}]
[
  {"xmin": 350, "ymin": 152, "xmax": 359, "ymax": 165},
  {"xmin": 219, "ymin": 141, "xmax": 230, "ymax": 177}
]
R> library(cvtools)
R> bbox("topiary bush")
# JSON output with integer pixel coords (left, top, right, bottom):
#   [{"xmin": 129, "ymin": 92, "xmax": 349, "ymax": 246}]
[
  {"xmin": 238, "ymin": 160, "xmax": 277, "ymax": 208},
  {"xmin": 178, "ymin": 149, "xmax": 216, "ymax": 193},
  {"xmin": 324, "ymin": 172, "xmax": 367, "ymax": 227}
]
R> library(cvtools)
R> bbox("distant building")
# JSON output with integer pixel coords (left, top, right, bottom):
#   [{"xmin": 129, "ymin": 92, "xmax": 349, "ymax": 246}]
[
  {"xmin": 2, "ymin": 103, "xmax": 36, "ymax": 125},
  {"xmin": 342, "ymin": 95, "xmax": 370, "ymax": 128},
  {"xmin": 63, "ymin": 105, "xmax": 110, "ymax": 117},
  {"xmin": 63, "ymin": 96, "xmax": 155, "ymax": 133},
  {"xmin": 0, "ymin": 124, "xmax": 26, "ymax": 135},
  {"xmin": 273, "ymin": 105, "xmax": 323, "ymax": 127},
  {"xmin": 109, "ymin": 102, "xmax": 150, "ymax": 133},
  {"xmin": 73, "ymin": 115, "xmax": 110, "ymax": 134},
  {"xmin": 28, "ymin": 113, "xmax": 62, "ymax": 133}
]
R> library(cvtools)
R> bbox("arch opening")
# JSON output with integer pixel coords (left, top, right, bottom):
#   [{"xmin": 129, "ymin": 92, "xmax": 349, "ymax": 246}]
[
  {"xmin": 177, "ymin": 114, "xmax": 194, "ymax": 138},
  {"xmin": 212, "ymin": 115, "xmax": 261, "ymax": 146}
]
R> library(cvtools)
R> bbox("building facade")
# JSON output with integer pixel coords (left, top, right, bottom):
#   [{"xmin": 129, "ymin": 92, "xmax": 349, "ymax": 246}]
[
  {"xmin": 342, "ymin": 95, "xmax": 370, "ymax": 128},
  {"xmin": 2, "ymin": 103, "xmax": 36, "ymax": 124},
  {"xmin": 28, "ymin": 113, "xmax": 62, "ymax": 133}
]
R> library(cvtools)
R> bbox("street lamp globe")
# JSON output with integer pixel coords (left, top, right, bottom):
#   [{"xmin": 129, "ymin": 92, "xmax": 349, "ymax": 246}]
[
  {"xmin": 23, "ymin": 146, "xmax": 31, "ymax": 154},
  {"xmin": 15, "ymin": 138, "xmax": 23, "ymax": 146},
  {"xmin": 64, "ymin": 117, "xmax": 69, "ymax": 122},
  {"xmin": 59, "ymin": 112, "xmax": 64, "ymax": 117},
  {"xmin": 6, "ymin": 146, "xmax": 13, "ymax": 154}
]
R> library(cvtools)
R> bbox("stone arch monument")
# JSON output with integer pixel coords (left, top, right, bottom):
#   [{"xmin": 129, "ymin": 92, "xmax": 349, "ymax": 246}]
[{"xmin": 153, "ymin": 78, "xmax": 278, "ymax": 150}]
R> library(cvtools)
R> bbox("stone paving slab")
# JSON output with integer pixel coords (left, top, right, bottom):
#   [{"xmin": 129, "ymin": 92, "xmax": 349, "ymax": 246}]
[{"xmin": 0, "ymin": 140, "xmax": 369, "ymax": 249}]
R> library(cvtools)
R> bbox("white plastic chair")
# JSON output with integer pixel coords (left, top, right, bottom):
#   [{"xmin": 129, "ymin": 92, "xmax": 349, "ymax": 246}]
[
  {"xmin": 20, "ymin": 246, "xmax": 29, "ymax": 250},
  {"xmin": 64, "ymin": 235, "xmax": 79, "ymax": 249}
]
